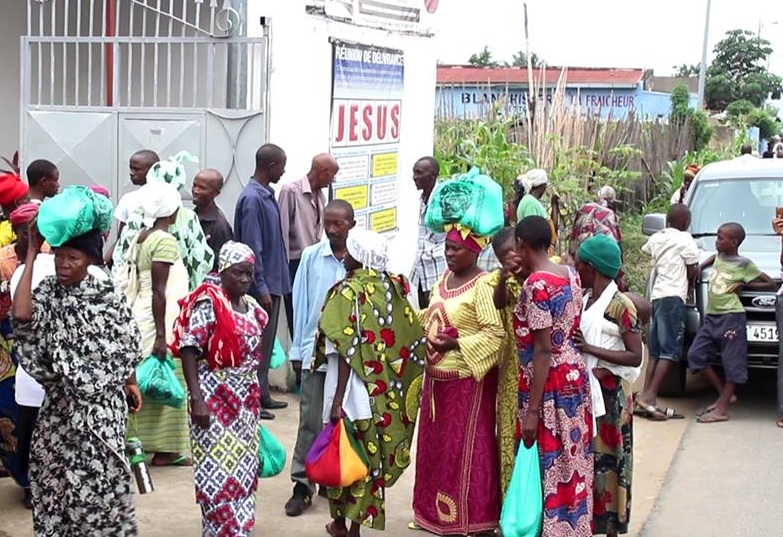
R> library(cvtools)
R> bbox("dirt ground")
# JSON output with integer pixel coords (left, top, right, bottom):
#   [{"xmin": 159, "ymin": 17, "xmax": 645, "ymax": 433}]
[{"xmin": 0, "ymin": 359, "xmax": 699, "ymax": 537}]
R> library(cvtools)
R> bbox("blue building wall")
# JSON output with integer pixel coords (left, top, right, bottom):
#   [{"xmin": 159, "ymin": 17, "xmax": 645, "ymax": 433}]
[{"xmin": 436, "ymin": 85, "xmax": 698, "ymax": 120}]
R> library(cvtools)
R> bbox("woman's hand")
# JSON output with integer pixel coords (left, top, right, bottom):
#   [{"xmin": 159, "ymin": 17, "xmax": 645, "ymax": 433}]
[
  {"xmin": 428, "ymin": 332, "xmax": 459, "ymax": 353},
  {"xmin": 502, "ymin": 251, "xmax": 524, "ymax": 276},
  {"xmin": 521, "ymin": 410, "xmax": 539, "ymax": 448},
  {"xmin": 329, "ymin": 401, "xmax": 342, "ymax": 424},
  {"xmin": 772, "ymin": 217, "xmax": 783, "ymax": 235},
  {"xmin": 124, "ymin": 383, "xmax": 142, "ymax": 413},
  {"xmin": 572, "ymin": 329, "xmax": 592, "ymax": 354},
  {"xmin": 190, "ymin": 398, "xmax": 211, "ymax": 428},
  {"xmin": 27, "ymin": 218, "xmax": 43, "ymax": 255},
  {"xmin": 152, "ymin": 335, "xmax": 168, "ymax": 360}
]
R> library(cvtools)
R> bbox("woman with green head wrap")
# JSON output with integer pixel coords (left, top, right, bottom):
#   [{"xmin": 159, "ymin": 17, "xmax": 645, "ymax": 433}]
[
  {"xmin": 12, "ymin": 190, "xmax": 143, "ymax": 535},
  {"xmin": 573, "ymin": 234, "xmax": 643, "ymax": 537}
]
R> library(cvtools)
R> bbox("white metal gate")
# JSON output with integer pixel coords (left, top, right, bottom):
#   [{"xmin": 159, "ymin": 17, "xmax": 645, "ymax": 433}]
[{"xmin": 21, "ymin": 0, "xmax": 269, "ymax": 223}]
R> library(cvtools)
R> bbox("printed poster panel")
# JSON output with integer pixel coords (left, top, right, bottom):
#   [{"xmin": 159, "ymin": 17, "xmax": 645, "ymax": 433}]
[{"xmin": 330, "ymin": 40, "xmax": 403, "ymax": 234}]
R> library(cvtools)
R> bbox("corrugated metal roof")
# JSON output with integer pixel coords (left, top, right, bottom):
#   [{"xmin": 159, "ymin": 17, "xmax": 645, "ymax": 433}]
[{"xmin": 436, "ymin": 65, "xmax": 647, "ymax": 87}]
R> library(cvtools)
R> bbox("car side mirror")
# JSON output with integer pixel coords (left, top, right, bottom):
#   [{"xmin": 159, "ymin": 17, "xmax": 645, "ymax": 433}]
[{"xmin": 642, "ymin": 213, "xmax": 666, "ymax": 236}]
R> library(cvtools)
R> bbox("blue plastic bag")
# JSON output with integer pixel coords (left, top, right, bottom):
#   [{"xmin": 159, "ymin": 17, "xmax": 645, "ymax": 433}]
[
  {"xmin": 500, "ymin": 441, "xmax": 543, "ymax": 537},
  {"xmin": 136, "ymin": 355, "xmax": 186, "ymax": 409},
  {"xmin": 270, "ymin": 338, "xmax": 286, "ymax": 369}
]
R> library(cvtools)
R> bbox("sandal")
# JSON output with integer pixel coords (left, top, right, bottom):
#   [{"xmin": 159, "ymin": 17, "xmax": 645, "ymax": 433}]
[
  {"xmin": 633, "ymin": 400, "xmax": 667, "ymax": 421},
  {"xmin": 696, "ymin": 395, "xmax": 737, "ymax": 417},
  {"xmin": 326, "ymin": 522, "xmax": 348, "ymax": 537},
  {"xmin": 658, "ymin": 406, "xmax": 685, "ymax": 419},
  {"xmin": 696, "ymin": 410, "xmax": 729, "ymax": 424},
  {"xmin": 407, "ymin": 521, "xmax": 422, "ymax": 531}
]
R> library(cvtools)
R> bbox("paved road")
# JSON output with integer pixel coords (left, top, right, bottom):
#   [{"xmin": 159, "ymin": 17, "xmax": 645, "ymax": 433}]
[{"xmin": 642, "ymin": 371, "xmax": 783, "ymax": 537}]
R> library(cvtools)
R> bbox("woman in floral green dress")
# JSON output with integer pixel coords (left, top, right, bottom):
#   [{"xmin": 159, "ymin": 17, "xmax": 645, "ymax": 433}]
[{"xmin": 315, "ymin": 228, "xmax": 425, "ymax": 537}]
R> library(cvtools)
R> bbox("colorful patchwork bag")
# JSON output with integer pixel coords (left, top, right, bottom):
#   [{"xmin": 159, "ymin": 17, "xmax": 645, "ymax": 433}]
[{"xmin": 305, "ymin": 417, "xmax": 370, "ymax": 488}]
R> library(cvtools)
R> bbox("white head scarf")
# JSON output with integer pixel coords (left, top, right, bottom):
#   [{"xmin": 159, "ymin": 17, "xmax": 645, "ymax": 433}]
[
  {"xmin": 139, "ymin": 181, "xmax": 182, "ymax": 228},
  {"xmin": 346, "ymin": 228, "xmax": 389, "ymax": 272},
  {"xmin": 597, "ymin": 185, "xmax": 616, "ymax": 206},
  {"xmin": 519, "ymin": 168, "xmax": 549, "ymax": 194}
]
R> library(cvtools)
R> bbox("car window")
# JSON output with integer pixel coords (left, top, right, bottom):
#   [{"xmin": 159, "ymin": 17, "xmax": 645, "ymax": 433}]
[{"xmin": 689, "ymin": 178, "xmax": 783, "ymax": 235}]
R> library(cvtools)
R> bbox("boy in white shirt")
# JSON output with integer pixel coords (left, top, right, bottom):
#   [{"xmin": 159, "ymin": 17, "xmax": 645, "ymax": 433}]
[{"xmin": 636, "ymin": 204, "xmax": 700, "ymax": 420}]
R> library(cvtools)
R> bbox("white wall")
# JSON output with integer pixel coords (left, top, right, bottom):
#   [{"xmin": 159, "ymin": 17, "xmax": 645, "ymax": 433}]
[{"xmin": 247, "ymin": 2, "xmax": 437, "ymax": 276}]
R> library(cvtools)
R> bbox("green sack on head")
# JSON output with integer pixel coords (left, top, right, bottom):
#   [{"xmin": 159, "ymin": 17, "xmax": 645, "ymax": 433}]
[
  {"xmin": 37, "ymin": 185, "xmax": 114, "ymax": 247},
  {"xmin": 136, "ymin": 355, "xmax": 186, "ymax": 409},
  {"xmin": 270, "ymin": 338, "xmax": 286, "ymax": 369},
  {"xmin": 424, "ymin": 166, "xmax": 504, "ymax": 237},
  {"xmin": 258, "ymin": 424, "xmax": 286, "ymax": 478},
  {"xmin": 500, "ymin": 441, "xmax": 544, "ymax": 537}
]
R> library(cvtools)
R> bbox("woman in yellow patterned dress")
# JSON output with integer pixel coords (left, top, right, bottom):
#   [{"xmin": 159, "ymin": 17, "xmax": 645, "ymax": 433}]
[
  {"xmin": 483, "ymin": 227, "xmax": 528, "ymax": 498},
  {"xmin": 411, "ymin": 223, "xmax": 506, "ymax": 536}
]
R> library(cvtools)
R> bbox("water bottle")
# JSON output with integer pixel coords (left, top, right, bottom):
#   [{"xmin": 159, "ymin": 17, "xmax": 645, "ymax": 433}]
[{"xmin": 126, "ymin": 437, "xmax": 154, "ymax": 494}]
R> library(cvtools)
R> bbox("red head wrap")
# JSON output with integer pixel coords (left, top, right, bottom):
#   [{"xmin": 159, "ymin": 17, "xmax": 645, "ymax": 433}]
[
  {"xmin": 88, "ymin": 184, "xmax": 111, "ymax": 199},
  {"xmin": 0, "ymin": 174, "xmax": 29, "ymax": 207},
  {"xmin": 446, "ymin": 227, "xmax": 484, "ymax": 254},
  {"xmin": 9, "ymin": 203, "xmax": 39, "ymax": 227}
]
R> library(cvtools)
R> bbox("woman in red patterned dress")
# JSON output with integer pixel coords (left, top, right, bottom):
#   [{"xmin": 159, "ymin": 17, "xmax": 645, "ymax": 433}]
[
  {"xmin": 171, "ymin": 241, "xmax": 268, "ymax": 537},
  {"xmin": 514, "ymin": 216, "xmax": 593, "ymax": 536}
]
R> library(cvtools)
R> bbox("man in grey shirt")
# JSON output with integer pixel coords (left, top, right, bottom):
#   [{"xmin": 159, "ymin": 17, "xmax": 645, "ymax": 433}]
[{"xmin": 278, "ymin": 154, "xmax": 339, "ymax": 343}]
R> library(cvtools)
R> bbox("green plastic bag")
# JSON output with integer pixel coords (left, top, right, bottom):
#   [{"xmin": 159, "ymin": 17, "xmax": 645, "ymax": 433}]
[
  {"xmin": 270, "ymin": 338, "xmax": 286, "ymax": 369},
  {"xmin": 258, "ymin": 424, "xmax": 287, "ymax": 478},
  {"xmin": 136, "ymin": 355, "xmax": 186, "ymax": 409},
  {"xmin": 500, "ymin": 441, "xmax": 543, "ymax": 537},
  {"xmin": 424, "ymin": 166, "xmax": 504, "ymax": 237}
]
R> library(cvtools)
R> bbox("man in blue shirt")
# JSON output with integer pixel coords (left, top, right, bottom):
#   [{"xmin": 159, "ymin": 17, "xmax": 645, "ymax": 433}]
[
  {"xmin": 284, "ymin": 199, "xmax": 355, "ymax": 516},
  {"xmin": 234, "ymin": 143, "xmax": 291, "ymax": 419}
]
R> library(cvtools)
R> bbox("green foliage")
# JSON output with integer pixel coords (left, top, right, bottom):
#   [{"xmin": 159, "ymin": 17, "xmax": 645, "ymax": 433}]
[
  {"xmin": 672, "ymin": 63, "xmax": 700, "ymax": 77},
  {"xmin": 511, "ymin": 51, "xmax": 544, "ymax": 68},
  {"xmin": 725, "ymin": 99, "xmax": 755, "ymax": 118},
  {"xmin": 467, "ymin": 46, "xmax": 500, "ymax": 68},
  {"xmin": 706, "ymin": 29, "xmax": 783, "ymax": 110},
  {"xmin": 434, "ymin": 108, "xmax": 644, "ymax": 218},
  {"xmin": 434, "ymin": 108, "xmax": 533, "ymax": 197},
  {"xmin": 670, "ymin": 84, "xmax": 713, "ymax": 151},
  {"xmin": 619, "ymin": 213, "xmax": 652, "ymax": 294},
  {"xmin": 725, "ymin": 99, "xmax": 781, "ymax": 139},
  {"xmin": 748, "ymin": 106, "xmax": 781, "ymax": 139}
]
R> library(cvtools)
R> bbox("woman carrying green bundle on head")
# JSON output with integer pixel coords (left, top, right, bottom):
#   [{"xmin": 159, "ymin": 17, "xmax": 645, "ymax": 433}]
[{"xmin": 13, "ymin": 186, "xmax": 143, "ymax": 536}]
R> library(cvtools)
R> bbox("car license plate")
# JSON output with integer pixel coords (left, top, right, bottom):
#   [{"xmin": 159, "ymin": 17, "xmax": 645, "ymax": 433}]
[{"xmin": 746, "ymin": 324, "xmax": 778, "ymax": 343}]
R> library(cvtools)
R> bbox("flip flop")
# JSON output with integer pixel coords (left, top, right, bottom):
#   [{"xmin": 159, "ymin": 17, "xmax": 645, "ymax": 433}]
[
  {"xmin": 696, "ymin": 399, "xmax": 736, "ymax": 417},
  {"xmin": 325, "ymin": 522, "xmax": 348, "ymax": 537},
  {"xmin": 407, "ymin": 521, "xmax": 422, "ymax": 531},
  {"xmin": 696, "ymin": 411, "xmax": 729, "ymax": 424}
]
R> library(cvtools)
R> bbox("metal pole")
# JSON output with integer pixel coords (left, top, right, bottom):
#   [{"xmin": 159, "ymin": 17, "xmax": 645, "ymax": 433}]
[
  {"xmin": 696, "ymin": 0, "xmax": 711, "ymax": 109},
  {"xmin": 226, "ymin": 0, "xmax": 247, "ymax": 110}
]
